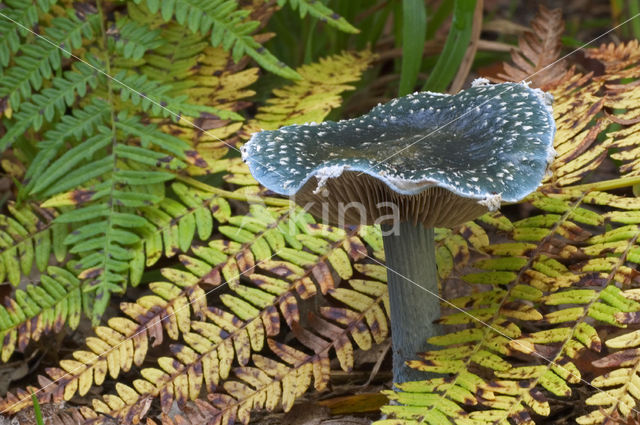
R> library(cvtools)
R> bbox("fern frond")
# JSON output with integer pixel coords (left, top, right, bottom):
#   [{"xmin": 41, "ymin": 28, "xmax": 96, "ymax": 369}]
[
  {"xmin": 593, "ymin": 64, "xmax": 640, "ymax": 178},
  {"xmin": 251, "ymin": 50, "xmax": 375, "ymax": 130},
  {"xmin": 577, "ymin": 321, "xmax": 640, "ymax": 424},
  {"xmin": 182, "ymin": 46, "xmax": 259, "ymax": 112},
  {"xmin": 132, "ymin": 0, "xmax": 300, "ymax": 80},
  {"xmin": 377, "ymin": 189, "xmax": 640, "ymax": 425},
  {"xmin": 0, "ymin": 266, "xmax": 82, "ymax": 362},
  {"xmin": 112, "ymin": 16, "xmax": 165, "ymax": 60},
  {"xmin": 35, "ymin": 113, "xmax": 193, "ymax": 319},
  {"xmin": 111, "ymin": 71, "xmax": 237, "ymax": 120},
  {"xmin": 0, "ymin": 11, "xmax": 99, "ymax": 112},
  {"xmin": 141, "ymin": 31, "xmax": 207, "ymax": 85},
  {"xmin": 153, "ymin": 45, "xmax": 260, "ymax": 172},
  {"xmin": 22, "ymin": 98, "xmax": 112, "ymax": 195},
  {"xmin": 0, "ymin": 61, "xmax": 99, "ymax": 150},
  {"xmin": 0, "ymin": 187, "xmax": 285, "ymax": 410},
  {"xmin": 585, "ymin": 39, "xmax": 640, "ymax": 72},
  {"xmin": 277, "ymin": 0, "xmax": 359, "ymax": 34},
  {"xmin": 135, "ymin": 182, "xmax": 228, "ymax": 267},
  {"xmin": 542, "ymin": 72, "xmax": 606, "ymax": 185},
  {"xmin": 492, "ymin": 5, "xmax": 567, "ymax": 89},
  {"xmin": 435, "ymin": 222, "xmax": 489, "ymax": 281},
  {"xmin": 0, "ymin": 202, "xmax": 66, "ymax": 286},
  {"xmin": 0, "ymin": 185, "xmax": 390, "ymax": 423},
  {"xmin": 0, "ymin": 0, "xmax": 58, "ymax": 69},
  {"xmin": 81, "ymin": 247, "xmax": 388, "ymax": 423},
  {"xmin": 124, "ymin": 3, "xmax": 207, "ymax": 84}
]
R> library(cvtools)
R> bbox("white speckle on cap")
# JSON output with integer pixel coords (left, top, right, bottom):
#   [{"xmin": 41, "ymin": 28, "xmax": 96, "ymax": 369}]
[
  {"xmin": 313, "ymin": 165, "xmax": 347, "ymax": 194},
  {"xmin": 478, "ymin": 193, "xmax": 502, "ymax": 211},
  {"xmin": 471, "ymin": 77, "xmax": 490, "ymax": 87}
]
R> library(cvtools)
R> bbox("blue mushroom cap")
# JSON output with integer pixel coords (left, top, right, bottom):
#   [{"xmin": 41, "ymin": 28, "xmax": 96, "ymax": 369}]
[{"xmin": 242, "ymin": 81, "xmax": 556, "ymax": 227}]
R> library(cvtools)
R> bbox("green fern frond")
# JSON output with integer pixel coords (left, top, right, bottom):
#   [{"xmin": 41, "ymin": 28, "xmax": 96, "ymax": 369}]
[
  {"xmin": 139, "ymin": 27, "xmax": 207, "ymax": 85},
  {"xmin": 110, "ymin": 71, "xmax": 238, "ymax": 120},
  {"xmin": 130, "ymin": 176, "xmax": 292, "ymax": 287},
  {"xmin": 124, "ymin": 3, "xmax": 207, "ymax": 84},
  {"xmin": 132, "ymin": 0, "xmax": 301, "ymax": 80},
  {"xmin": 22, "ymin": 98, "xmax": 112, "ymax": 196},
  {"xmin": 0, "ymin": 61, "xmax": 99, "ymax": 150},
  {"xmin": 135, "ymin": 182, "xmax": 223, "ymax": 266},
  {"xmin": 0, "ymin": 11, "xmax": 99, "ymax": 112},
  {"xmin": 277, "ymin": 0, "xmax": 359, "ymax": 34},
  {"xmin": 35, "ymin": 113, "xmax": 193, "ymax": 320},
  {"xmin": 111, "ymin": 16, "xmax": 165, "ymax": 60},
  {"xmin": 0, "ymin": 0, "xmax": 58, "ymax": 69}
]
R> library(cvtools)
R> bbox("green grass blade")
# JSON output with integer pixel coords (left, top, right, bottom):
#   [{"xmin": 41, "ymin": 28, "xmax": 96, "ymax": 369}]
[
  {"xmin": 629, "ymin": 0, "xmax": 640, "ymax": 40},
  {"xmin": 31, "ymin": 392, "xmax": 44, "ymax": 425},
  {"xmin": 423, "ymin": 0, "xmax": 476, "ymax": 92},
  {"xmin": 426, "ymin": 0, "xmax": 454, "ymax": 40},
  {"xmin": 398, "ymin": 0, "xmax": 427, "ymax": 96},
  {"xmin": 357, "ymin": 1, "xmax": 393, "ymax": 50}
]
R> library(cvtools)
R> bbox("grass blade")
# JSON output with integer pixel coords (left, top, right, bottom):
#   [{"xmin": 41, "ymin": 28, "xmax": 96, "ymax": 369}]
[
  {"xmin": 426, "ymin": 0, "xmax": 454, "ymax": 40},
  {"xmin": 449, "ymin": 0, "xmax": 483, "ymax": 93},
  {"xmin": 398, "ymin": 0, "xmax": 427, "ymax": 95},
  {"xmin": 31, "ymin": 392, "xmax": 44, "ymax": 425},
  {"xmin": 629, "ymin": 0, "xmax": 640, "ymax": 40},
  {"xmin": 423, "ymin": 0, "xmax": 476, "ymax": 92}
]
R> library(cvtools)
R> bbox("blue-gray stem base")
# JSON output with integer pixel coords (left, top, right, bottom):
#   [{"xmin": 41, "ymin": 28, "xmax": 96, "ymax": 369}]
[{"xmin": 382, "ymin": 222, "xmax": 442, "ymax": 384}]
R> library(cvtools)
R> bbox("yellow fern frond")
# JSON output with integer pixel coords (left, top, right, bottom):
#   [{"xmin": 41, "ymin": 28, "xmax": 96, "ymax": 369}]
[{"xmin": 251, "ymin": 50, "xmax": 375, "ymax": 131}]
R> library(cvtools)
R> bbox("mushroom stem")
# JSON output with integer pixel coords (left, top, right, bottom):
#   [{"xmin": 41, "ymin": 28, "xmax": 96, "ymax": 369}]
[{"xmin": 382, "ymin": 221, "xmax": 442, "ymax": 384}]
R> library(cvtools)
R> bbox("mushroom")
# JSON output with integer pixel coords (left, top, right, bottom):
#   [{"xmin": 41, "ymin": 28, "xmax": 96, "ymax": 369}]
[{"xmin": 242, "ymin": 80, "xmax": 556, "ymax": 383}]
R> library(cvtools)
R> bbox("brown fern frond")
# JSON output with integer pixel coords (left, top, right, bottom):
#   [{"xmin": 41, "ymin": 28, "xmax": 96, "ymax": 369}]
[
  {"xmin": 0, "ymin": 204, "xmax": 292, "ymax": 412},
  {"xmin": 47, "ymin": 228, "xmax": 389, "ymax": 424},
  {"xmin": 492, "ymin": 5, "xmax": 567, "ymax": 90},
  {"xmin": 585, "ymin": 40, "xmax": 640, "ymax": 73},
  {"xmin": 83, "ymin": 254, "xmax": 389, "ymax": 424}
]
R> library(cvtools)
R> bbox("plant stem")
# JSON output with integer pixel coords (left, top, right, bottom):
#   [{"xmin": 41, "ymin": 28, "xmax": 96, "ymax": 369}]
[
  {"xmin": 382, "ymin": 221, "xmax": 442, "ymax": 383},
  {"xmin": 556, "ymin": 175, "xmax": 640, "ymax": 193}
]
